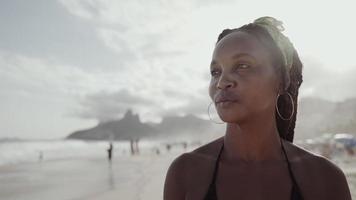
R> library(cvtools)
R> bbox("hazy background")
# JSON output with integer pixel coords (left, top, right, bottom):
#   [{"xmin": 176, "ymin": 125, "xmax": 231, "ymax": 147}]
[
  {"xmin": 1, "ymin": 1, "xmax": 356, "ymax": 200},
  {"xmin": 1, "ymin": 0, "xmax": 356, "ymax": 140}
]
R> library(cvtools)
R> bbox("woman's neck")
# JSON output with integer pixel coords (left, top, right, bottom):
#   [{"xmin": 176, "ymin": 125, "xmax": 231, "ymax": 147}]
[{"xmin": 223, "ymin": 119, "xmax": 283, "ymax": 163}]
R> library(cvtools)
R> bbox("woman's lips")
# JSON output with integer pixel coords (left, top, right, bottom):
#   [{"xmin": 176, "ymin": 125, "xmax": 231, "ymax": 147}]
[
  {"xmin": 215, "ymin": 96, "xmax": 239, "ymax": 104},
  {"xmin": 215, "ymin": 99, "xmax": 238, "ymax": 103},
  {"xmin": 214, "ymin": 93, "xmax": 239, "ymax": 107},
  {"xmin": 216, "ymin": 100, "xmax": 238, "ymax": 107}
]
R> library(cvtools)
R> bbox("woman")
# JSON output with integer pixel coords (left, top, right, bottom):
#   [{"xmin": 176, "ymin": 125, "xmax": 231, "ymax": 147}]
[{"xmin": 164, "ymin": 17, "xmax": 352, "ymax": 200}]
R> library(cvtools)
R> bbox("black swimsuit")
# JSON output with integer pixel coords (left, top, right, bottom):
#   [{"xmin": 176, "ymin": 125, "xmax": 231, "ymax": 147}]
[{"xmin": 204, "ymin": 140, "xmax": 304, "ymax": 200}]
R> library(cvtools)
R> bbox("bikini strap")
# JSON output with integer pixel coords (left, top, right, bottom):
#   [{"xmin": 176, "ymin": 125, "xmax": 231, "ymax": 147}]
[
  {"xmin": 204, "ymin": 141, "xmax": 224, "ymax": 200},
  {"xmin": 280, "ymin": 139, "xmax": 304, "ymax": 200},
  {"xmin": 210, "ymin": 142, "xmax": 224, "ymax": 185}
]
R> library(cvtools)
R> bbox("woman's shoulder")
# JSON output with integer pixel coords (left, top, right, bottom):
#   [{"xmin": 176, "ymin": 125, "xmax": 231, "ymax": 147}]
[
  {"xmin": 165, "ymin": 137, "xmax": 224, "ymax": 181},
  {"xmin": 168, "ymin": 137, "xmax": 224, "ymax": 170},
  {"xmin": 283, "ymin": 139, "xmax": 344, "ymax": 175},
  {"xmin": 164, "ymin": 137, "xmax": 224, "ymax": 200},
  {"xmin": 283, "ymin": 139, "xmax": 351, "ymax": 199}
]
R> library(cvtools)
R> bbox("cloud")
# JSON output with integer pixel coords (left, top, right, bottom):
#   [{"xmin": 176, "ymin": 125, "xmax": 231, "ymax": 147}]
[
  {"xmin": 77, "ymin": 89, "xmax": 157, "ymax": 121},
  {"xmin": 76, "ymin": 83, "xmax": 211, "ymax": 122},
  {"xmin": 0, "ymin": 51, "xmax": 102, "ymax": 138},
  {"xmin": 0, "ymin": 0, "xmax": 120, "ymax": 71},
  {"xmin": 159, "ymin": 86, "xmax": 210, "ymax": 117},
  {"xmin": 0, "ymin": 50, "xmax": 118, "ymax": 96},
  {"xmin": 300, "ymin": 57, "xmax": 356, "ymax": 101},
  {"xmin": 57, "ymin": 0, "xmax": 219, "ymax": 69}
]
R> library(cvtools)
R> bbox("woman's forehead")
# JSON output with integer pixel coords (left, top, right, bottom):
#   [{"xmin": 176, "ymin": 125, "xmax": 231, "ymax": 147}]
[{"xmin": 212, "ymin": 31, "xmax": 271, "ymax": 63}]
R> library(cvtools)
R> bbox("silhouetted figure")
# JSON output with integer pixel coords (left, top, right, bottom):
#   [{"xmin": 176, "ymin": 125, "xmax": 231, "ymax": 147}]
[
  {"xmin": 166, "ymin": 144, "xmax": 172, "ymax": 152},
  {"xmin": 182, "ymin": 142, "xmax": 188, "ymax": 151},
  {"xmin": 130, "ymin": 139, "xmax": 135, "ymax": 155},
  {"xmin": 107, "ymin": 142, "xmax": 113, "ymax": 161},
  {"xmin": 38, "ymin": 151, "xmax": 43, "ymax": 162},
  {"xmin": 153, "ymin": 147, "xmax": 160, "ymax": 155},
  {"xmin": 130, "ymin": 139, "xmax": 140, "ymax": 155},
  {"xmin": 134, "ymin": 139, "xmax": 140, "ymax": 154}
]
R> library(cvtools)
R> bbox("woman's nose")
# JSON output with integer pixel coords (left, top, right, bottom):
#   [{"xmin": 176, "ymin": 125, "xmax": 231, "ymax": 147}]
[{"xmin": 217, "ymin": 74, "xmax": 236, "ymax": 89}]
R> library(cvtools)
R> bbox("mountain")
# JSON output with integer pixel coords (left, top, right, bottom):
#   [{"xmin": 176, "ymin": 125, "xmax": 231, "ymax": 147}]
[
  {"xmin": 158, "ymin": 114, "xmax": 212, "ymax": 135},
  {"xmin": 67, "ymin": 97, "xmax": 356, "ymax": 141},
  {"xmin": 295, "ymin": 97, "xmax": 356, "ymax": 140},
  {"xmin": 66, "ymin": 110, "xmax": 223, "ymax": 141},
  {"xmin": 67, "ymin": 110, "xmax": 157, "ymax": 140}
]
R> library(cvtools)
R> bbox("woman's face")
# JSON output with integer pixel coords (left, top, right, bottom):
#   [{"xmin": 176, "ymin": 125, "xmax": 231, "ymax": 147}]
[{"xmin": 209, "ymin": 31, "xmax": 281, "ymax": 123}]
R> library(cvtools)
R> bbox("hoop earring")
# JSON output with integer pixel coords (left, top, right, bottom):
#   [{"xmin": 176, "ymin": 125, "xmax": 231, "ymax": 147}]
[
  {"xmin": 208, "ymin": 102, "xmax": 224, "ymax": 124},
  {"xmin": 276, "ymin": 92, "xmax": 294, "ymax": 121}
]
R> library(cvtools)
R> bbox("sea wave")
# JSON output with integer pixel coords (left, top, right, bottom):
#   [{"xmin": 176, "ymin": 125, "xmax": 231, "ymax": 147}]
[{"xmin": 0, "ymin": 139, "xmax": 156, "ymax": 166}]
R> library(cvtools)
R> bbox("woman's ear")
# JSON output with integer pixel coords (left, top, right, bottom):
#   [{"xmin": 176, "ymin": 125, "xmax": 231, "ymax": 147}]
[
  {"xmin": 283, "ymin": 75, "xmax": 290, "ymax": 91},
  {"xmin": 275, "ymin": 63, "xmax": 290, "ymax": 93}
]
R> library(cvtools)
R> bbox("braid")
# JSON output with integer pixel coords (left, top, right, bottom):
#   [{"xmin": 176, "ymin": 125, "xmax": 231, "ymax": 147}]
[
  {"xmin": 277, "ymin": 50, "xmax": 303, "ymax": 142},
  {"xmin": 217, "ymin": 29, "xmax": 233, "ymax": 41},
  {"xmin": 216, "ymin": 25, "xmax": 303, "ymax": 143}
]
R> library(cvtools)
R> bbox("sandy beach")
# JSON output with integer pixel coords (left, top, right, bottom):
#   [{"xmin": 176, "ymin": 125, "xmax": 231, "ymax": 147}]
[
  {"xmin": 0, "ymin": 147, "xmax": 356, "ymax": 200},
  {"xmin": 0, "ymin": 153, "xmax": 177, "ymax": 200}
]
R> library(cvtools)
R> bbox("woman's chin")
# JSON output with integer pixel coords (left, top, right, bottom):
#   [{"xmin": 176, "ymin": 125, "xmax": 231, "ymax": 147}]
[
  {"xmin": 216, "ymin": 104, "xmax": 246, "ymax": 123},
  {"xmin": 218, "ymin": 113, "xmax": 243, "ymax": 123}
]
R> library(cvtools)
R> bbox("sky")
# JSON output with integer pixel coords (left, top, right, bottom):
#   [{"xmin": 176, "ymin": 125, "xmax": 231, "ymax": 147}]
[{"xmin": 1, "ymin": 0, "xmax": 356, "ymax": 139}]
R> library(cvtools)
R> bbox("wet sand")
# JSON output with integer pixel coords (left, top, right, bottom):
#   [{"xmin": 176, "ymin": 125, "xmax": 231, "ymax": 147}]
[{"xmin": 0, "ymin": 154, "xmax": 176, "ymax": 200}]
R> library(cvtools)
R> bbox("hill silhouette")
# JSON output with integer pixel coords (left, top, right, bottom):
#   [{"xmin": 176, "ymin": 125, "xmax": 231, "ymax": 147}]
[
  {"xmin": 67, "ymin": 98, "xmax": 356, "ymax": 141},
  {"xmin": 67, "ymin": 110, "xmax": 222, "ymax": 140}
]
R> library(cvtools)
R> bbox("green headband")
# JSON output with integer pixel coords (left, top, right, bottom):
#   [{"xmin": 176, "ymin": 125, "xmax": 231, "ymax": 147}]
[{"xmin": 253, "ymin": 17, "xmax": 294, "ymax": 71}]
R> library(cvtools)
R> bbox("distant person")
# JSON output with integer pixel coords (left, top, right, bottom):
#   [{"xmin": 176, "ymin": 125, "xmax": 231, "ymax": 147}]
[
  {"xmin": 182, "ymin": 142, "xmax": 188, "ymax": 151},
  {"xmin": 164, "ymin": 17, "xmax": 351, "ymax": 200},
  {"xmin": 130, "ymin": 139, "xmax": 140, "ymax": 155},
  {"xmin": 154, "ymin": 147, "xmax": 161, "ymax": 155},
  {"xmin": 107, "ymin": 142, "xmax": 113, "ymax": 161},
  {"xmin": 38, "ymin": 151, "xmax": 43, "ymax": 162},
  {"xmin": 134, "ymin": 139, "xmax": 140, "ymax": 154},
  {"xmin": 130, "ymin": 139, "xmax": 135, "ymax": 155},
  {"xmin": 130, "ymin": 139, "xmax": 139, "ymax": 155},
  {"xmin": 166, "ymin": 144, "xmax": 172, "ymax": 153}
]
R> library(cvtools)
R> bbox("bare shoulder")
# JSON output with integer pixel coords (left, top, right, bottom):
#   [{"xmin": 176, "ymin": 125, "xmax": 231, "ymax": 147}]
[
  {"xmin": 165, "ymin": 136, "xmax": 224, "ymax": 178},
  {"xmin": 169, "ymin": 136, "xmax": 224, "ymax": 168},
  {"xmin": 283, "ymin": 140, "xmax": 352, "ymax": 199},
  {"xmin": 164, "ymin": 137, "xmax": 224, "ymax": 200},
  {"xmin": 282, "ymin": 139, "xmax": 345, "ymax": 178}
]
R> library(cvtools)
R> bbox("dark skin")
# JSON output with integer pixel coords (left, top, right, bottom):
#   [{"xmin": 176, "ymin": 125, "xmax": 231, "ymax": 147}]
[{"xmin": 164, "ymin": 31, "xmax": 352, "ymax": 200}]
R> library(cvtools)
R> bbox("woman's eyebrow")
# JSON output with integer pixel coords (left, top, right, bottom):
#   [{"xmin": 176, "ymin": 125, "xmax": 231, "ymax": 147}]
[
  {"xmin": 210, "ymin": 53, "xmax": 256, "ymax": 68},
  {"xmin": 210, "ymin": 60, "xmax": 218, "ymax": 68},
  {"xmin": 231, "ymin": 53, "xmax": 256, "ymax": 61}
]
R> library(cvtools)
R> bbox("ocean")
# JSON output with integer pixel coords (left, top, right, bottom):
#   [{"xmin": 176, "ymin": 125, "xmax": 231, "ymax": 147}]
[{"xmin": 0, "ymin": 139, "xmax": 174, "ymax": 167}]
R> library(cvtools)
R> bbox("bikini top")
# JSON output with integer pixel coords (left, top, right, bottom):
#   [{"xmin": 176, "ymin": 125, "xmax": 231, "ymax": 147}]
[{"xmin": 204, "ymin": 140, "xmax": 304, "ymax": 200}]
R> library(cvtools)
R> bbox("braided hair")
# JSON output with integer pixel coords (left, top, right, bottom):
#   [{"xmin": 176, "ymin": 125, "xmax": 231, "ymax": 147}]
[{"xmin": 216, "ymin": 24, "xmax": 303, "ymax": 142}]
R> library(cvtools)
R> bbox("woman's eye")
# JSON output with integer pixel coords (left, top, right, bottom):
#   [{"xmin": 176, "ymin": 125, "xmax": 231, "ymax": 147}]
[
  {"xmin": 210, "ymin": 69, "xmax": 220, "ymax": 77},
  {"xmin": 236, "ymin": 64, "xmax": 250, "ymax": 69}
]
